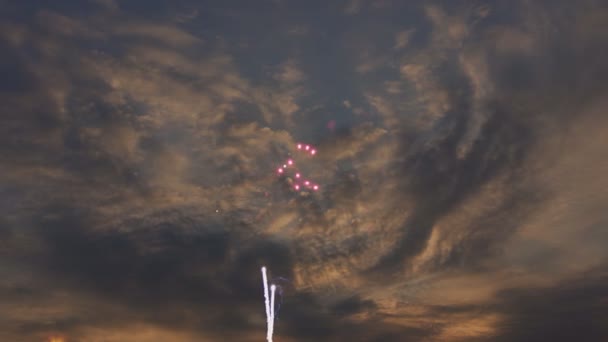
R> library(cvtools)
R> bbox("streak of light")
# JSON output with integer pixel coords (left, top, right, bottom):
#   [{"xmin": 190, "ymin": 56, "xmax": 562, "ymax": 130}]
[{"xmin": 262, "ymin": 267, "xmax": 277, "ymax": 342}]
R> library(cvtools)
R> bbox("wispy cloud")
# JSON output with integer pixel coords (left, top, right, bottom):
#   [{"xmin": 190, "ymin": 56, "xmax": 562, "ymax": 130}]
[{"xmin": 1, "ymin": 1, "xmax": 607, "ymax": 341}]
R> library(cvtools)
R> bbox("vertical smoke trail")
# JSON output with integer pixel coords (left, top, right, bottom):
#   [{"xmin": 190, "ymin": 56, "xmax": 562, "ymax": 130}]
[
  {"xmin": 262, "ymin": 267, "xmax": 271, "ymax": 323},
  {"xmin": 270, "ymin": 284, "xmax": 276, "ymax": 339},
  {"xmin": 261, "ymin": 266, "xmax": 276, "ymax": 342}
]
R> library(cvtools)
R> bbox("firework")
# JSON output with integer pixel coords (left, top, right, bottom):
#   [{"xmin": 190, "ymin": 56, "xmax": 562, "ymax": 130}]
[
  {"xmin": 276, "ymin": 143, "xmax": 320, "ymax": 193},
  {"xmin": 261, "ymin": 266, "xmax": 276, "ymax": 341}
]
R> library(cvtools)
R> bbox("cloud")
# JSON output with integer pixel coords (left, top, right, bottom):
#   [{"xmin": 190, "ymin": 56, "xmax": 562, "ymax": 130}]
[
  {"xmin": 112, "ymin": 23, "xmax": 202, "ymax": 47},
  {"xmin": 90, "ymin": 0, "xmax": 120, "ymax": 12},
  {"xmin": 36, "ymin": 10, "xmax": 105, "ymax": 39},
  {"xmin": 492, "ymin": 267, "xmax": 608, "ymax": 342},
  {"xmin": 274, "ymin": 59, "xmax": 306, "ymax": 84},
  {"xmin": 344, "ymin": 0, "xmax": 363, "ymax": 15},
  {"xmin": 394, "ymin": 29, "xmax": 414, "ymax": 50},
  {"xmin": 1, "ymin": 1, "xmax": 608, "ymax": 341}
]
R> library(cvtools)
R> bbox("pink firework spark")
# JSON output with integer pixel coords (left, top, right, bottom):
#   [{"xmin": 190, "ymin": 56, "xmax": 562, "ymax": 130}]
[{"xmin": 275, "ymin": 142, "xmax": 321, "ymax": 194}]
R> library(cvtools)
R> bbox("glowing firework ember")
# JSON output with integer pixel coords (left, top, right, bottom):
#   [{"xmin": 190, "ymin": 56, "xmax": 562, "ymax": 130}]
[{"xmin": 276, "ymin": 143, "xmax": 320, "ymax": 193}]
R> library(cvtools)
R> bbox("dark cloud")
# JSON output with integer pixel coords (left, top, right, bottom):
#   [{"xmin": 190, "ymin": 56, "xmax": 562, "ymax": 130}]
[
  {"xmin": 1, "ymin": 0, "xmax": 607, "ymax": 341},
  {"xmin": 372, "ymin": 48, "xmax": 536, "ymax": 275},
  {"xmin": 371, "ymin": 0, "xmax": 608, "ymax": 277},
  {"xmin": 493, "ymin": 267, "xmax": 608, "ymax": 342},
  {"xmin": 1, "ymin": 204, "xmax": 292, "ymax": 338},
  {"xmin": 330, "ymin": 295, "xmax": 377, "ymax": 316}
]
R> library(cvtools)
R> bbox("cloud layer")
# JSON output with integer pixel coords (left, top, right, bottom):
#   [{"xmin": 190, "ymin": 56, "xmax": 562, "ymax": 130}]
[{"xmin": 1, "ymin": 0, "xmax": 608, "ymax": 341}]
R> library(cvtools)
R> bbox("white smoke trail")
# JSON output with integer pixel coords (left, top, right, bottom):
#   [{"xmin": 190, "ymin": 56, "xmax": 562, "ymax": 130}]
[
  {"xmin": 270, "ymin": 284, "xmax": 276, "ymax": 339},
  {"xmin": 262, "ymin": 267, "xmax": 271, "ymax": 323},
  {"xmin": 261, "ymin": 266, "xmax": 276, "ymax": 342}
]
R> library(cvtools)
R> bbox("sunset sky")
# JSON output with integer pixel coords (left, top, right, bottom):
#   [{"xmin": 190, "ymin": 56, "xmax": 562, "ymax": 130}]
[{"xmin": 1, "ymin": 0, "xmax": 608, "ymax": 341}]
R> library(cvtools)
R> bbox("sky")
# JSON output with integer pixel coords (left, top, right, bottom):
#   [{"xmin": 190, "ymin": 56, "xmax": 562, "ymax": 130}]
[{"xmin": 1, "ymin": 0, "xmax": 608, "ymax": 341}]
